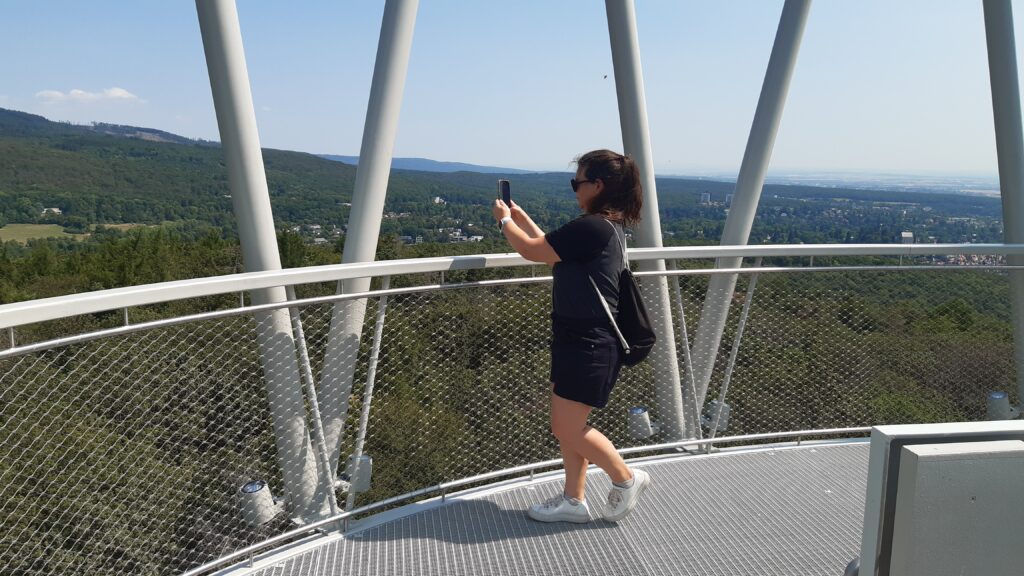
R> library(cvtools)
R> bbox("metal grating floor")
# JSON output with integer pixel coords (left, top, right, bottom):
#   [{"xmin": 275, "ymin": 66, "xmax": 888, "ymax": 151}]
[{"xmin": 244, "ymin": 441, "xmax": 869, "ymax": 576}]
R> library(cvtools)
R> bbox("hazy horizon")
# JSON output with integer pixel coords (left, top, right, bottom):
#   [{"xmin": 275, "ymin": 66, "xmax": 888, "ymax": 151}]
[{"xmin": 0, "ymin": 104, "xmax": 1007, "ymax": 185}]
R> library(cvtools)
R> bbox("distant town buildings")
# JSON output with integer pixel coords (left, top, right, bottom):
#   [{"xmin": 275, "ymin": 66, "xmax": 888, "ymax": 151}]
[
  {"xmin": 286, "ymin": 223, "xmax": 344, "ymax": 244},
  {"xmin": 276, "ymin": 183, "xmax": 1005, "ymax": 251},
  {"xmin": 941, "ymin": 253, "xmax": 1005, "ymax": 266}
]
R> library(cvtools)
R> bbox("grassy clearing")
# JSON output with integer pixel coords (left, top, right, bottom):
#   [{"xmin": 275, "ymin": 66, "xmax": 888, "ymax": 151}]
[
  {"xmin": 99, "ymin": 223, "xmax": 149, "ymax": 231},
  {"xmin": 0, "ymin": 223, "xmax": 153, "ymax": 243},
  {"xmin": 0, "ymin": 224, "xmax": 87, "ymax": 243}
]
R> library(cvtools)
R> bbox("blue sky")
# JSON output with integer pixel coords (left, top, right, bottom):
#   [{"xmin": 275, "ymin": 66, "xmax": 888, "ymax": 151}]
[{"xmin": 1, "ymin": 1, "xmax": 1022, "ymax": 176}]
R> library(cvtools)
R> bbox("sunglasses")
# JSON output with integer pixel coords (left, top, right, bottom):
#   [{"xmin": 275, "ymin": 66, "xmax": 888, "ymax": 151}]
[{"xmin": 570, "ymin": 178, "xmax": 597, "ymax": 192}]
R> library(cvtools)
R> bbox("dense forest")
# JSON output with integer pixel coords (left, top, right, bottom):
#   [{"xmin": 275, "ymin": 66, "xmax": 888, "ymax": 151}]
[{"xmin": 0, "ymin": 108, "xmax": 1017, "ymax": 575}]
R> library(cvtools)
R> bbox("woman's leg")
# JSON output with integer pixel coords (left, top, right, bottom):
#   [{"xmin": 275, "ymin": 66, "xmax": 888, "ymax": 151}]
[
  {"xmin": 551, "ymin": 384, "xmax": 590, "ymax": 500},
  {"xmin": 559, "ymin": 444, "xmax": 588, "ymax": 501},
  {"xmin": 550, "ymin": 392, "xmax": 632, "ymax": 498}
]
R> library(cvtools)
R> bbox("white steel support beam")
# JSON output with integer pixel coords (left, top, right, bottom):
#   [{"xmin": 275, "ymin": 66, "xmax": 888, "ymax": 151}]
[
  {"xmin": 605, "ymin": 0, "xmax": 688, "ymax": 440},
  {"xmin": 319, "ymin": 0, "xmax": 419, "ymax": 471},
  {"xmin": 983, "ymin": 0, "xmax": 1024, "ymax": 406},
  {"xmin": 689, "ymin": 0, "xmax": 811, "ymax": 411},
  {"xmin": 196, "ymin": 0, "xmax": 330, "ymax": 521}
]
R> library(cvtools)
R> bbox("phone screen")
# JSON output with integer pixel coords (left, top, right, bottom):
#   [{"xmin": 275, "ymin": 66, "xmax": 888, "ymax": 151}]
[{"xmin": 498, "ymin": 179, "xmax": 511, "ymax": 207}]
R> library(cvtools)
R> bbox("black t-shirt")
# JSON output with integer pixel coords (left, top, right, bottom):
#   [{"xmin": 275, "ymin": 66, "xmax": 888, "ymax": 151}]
[{"xmin": 545, "ymin": 214, "xmax": 625, "ymax": 320}]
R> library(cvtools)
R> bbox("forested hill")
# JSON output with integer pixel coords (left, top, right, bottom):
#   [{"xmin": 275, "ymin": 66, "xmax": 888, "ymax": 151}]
[
  {"xmin": 0, "ymin": 107, "xmax": 561, "ymax": 236},
  {"xmin": 319, "ymin": 155, "xmax": 532, "ymax": 174},
  {"xmin": 0, "ymin": 106, "xmax": 1004, "ymax": 246},
  {"xmin": 0, "ymin": 107, "xmax": 358, "ymax": 230}
]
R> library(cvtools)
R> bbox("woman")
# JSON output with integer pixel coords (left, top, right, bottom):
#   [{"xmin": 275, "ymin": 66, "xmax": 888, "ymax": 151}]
[{"xmin": 492, "ymin": 149, "xmax": 651, "ymax": 523}]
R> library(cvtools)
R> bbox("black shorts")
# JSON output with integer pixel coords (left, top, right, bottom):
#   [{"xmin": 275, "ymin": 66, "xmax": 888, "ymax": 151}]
[{"xmin": 550, "ymin": 315, "xmax": 623, "ymax": 409}]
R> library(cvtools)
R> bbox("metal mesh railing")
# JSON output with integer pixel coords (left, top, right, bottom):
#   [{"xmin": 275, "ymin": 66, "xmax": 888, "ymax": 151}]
[
  {"xmin": 0, "ymin": 263, "xmax": 1016, "ymax": 575},
  {"xmin": 692, "ymin": 268, "xmax": 1015, "ymax": 434},
  {"xmin": 1, "ymin": 315, "xmax": 281, "ymax": 575}
]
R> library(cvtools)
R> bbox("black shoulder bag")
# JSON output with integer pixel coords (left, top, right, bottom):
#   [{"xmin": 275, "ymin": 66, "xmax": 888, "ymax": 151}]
[{"xmin": 587, "ymin": 220, "xmax": 657, "ymax": 367}]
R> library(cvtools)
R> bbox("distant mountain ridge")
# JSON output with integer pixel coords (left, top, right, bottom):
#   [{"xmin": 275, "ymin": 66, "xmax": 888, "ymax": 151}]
[
  {"xmin": 319, "ymin": 154, "xmax": 533, "ymax": 174},
  {"xmin": 0, "ymin": 108, "xmax": 530, "ymax": 175},
  {"xmin": 88, "ymin": 122, "xmax": 215, "ymax": 146},
  {"xmin": 0, "ymin": 107, "xmax": 213, "ymax": 146}
]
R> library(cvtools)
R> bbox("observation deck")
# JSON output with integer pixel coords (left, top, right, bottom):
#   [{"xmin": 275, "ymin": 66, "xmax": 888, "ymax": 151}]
[
  {"xmin": 1, "ymin": 243, "xmax": 1017, "ymax": 575},
  {"xmin": 232, "ymin": 441, "xmax": 869, "ymax": 576}
]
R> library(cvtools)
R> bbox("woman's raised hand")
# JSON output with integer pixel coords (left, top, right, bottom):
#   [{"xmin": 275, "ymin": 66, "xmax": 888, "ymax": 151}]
[
  {"xmin": 492, "ymin": 198, "xmax": 511, "ymax": 222},
  {"xmin": 509, "ymin": 200, "xmax": 529, "ymax": 224}
]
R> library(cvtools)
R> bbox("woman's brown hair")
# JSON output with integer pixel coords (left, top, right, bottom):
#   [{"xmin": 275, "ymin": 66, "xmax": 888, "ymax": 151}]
[{"xmin": 574, "ymin": 149, "xmax": 643, "ymax": 225}]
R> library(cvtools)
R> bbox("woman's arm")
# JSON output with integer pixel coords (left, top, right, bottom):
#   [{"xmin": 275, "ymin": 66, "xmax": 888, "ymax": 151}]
[{"xmin": 493, "ymin": 199, "xmax": 560, "ymax": 265}]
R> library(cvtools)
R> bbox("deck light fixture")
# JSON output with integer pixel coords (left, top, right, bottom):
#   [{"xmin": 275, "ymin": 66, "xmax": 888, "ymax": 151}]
[
  {"xmin": 627, "ymin": 406, "xmax": 660, "ymax": 439},
  {"xmin": 985, "ymin": 391, "xmax": 1020, "ymax": 420},
  {"xmin": 238, "ymin": 479, "xmax": 283, "ymax": 527}
]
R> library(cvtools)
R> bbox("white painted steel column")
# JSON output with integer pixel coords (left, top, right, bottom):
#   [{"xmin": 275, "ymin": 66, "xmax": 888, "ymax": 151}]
[
  {"xmin": 319, "ymin": 0, "xmax": 419, "ymax": 470},
  {"xmin": 196, "ymin": 0, "xmax": 329, "ymax": 521},
  {"xmin": 689, "ymin": 0, "xmax": 811, "ymax": 410},
  {"xmin": 605, "ymin": 0, "xmax": 687, "ymax": 440},
  {"xmin": 983, "ymin": 0, "xmax": 1024, "ymax": 406}
]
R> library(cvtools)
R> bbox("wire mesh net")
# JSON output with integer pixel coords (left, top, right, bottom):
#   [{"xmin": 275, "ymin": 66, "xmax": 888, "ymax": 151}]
[{"xmin": 0, "ymin": 265, "xmax": 1015, "ymax": 574}]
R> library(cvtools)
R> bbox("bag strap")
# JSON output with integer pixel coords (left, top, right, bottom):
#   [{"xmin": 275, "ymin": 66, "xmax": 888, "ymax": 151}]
[
  {"xmin": 588, "ymin": 275, "xmax": 630, "ymax": 353},
  {"xmin": 587, "ymin": 218, "xmax": 630, "ymax": 353},
  {"xmin": 603, "ymin": 218, "xmax": 628, "ymax": 267}
]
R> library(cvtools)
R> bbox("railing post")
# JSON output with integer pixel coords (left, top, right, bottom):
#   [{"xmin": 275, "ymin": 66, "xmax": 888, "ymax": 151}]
[
  {"xmin": 195, "ymin": 0, "xmax": 328, "ymax": 521},
  {"xmin": 669, "ymin": 261, "xmax": 703, "ymax": 440},
  {"xmin": 319, "ymin": 0, "xmax": 420, "ymax": 473},
  {"xmin": 983, "ymin": 0, "xmax": 1024, "ymax": 408},
  {"xmin": 345, "ymin": 276, "xmax": 392, "ymax": 511},
  {"xmin": 286, "ymin": 286, "xmax": 341, "ymax": 519},
  {"xmin": 706, "ymin": 258, "xmax": 763, "ymax": 453},
  {"xmin": 606, "ymin": 0, "xmax": 687, "ymax": 441},
  {"xmin": 689, "ymin": 0, "xmax": 812, "ymax": 412}
]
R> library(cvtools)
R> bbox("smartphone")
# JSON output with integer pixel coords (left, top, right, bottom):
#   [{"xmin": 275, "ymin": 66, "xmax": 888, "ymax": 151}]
[{"xmin": 498, "ymin": 179, "xmax": 511, "ymax": 207}]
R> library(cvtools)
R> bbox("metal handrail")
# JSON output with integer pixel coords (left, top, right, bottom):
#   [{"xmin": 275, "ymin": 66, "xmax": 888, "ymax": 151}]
[
  {"xmin": 3, "ymin": 260, "xmax": 1020, "ymax": 361},
  {"xmin": 181, "ymin": 426, "xmax": 870, "ymax": 576},
  {"xmin": 1, "ymin": 243, "xmax": 1021, "ymax": 330},
  {"xmin": 0, "ymin": 276, "xmax": 550, "ymax": 360}
]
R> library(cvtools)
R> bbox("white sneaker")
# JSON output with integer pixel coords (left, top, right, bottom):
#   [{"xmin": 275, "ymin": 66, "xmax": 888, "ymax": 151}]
[
  {"xmin": 527, "ymin": 494, "xmax": 591, "ymax": 523},
  {"xmin": 605, "ymin": 469, "xmax": 651, "ymax": 522}
]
